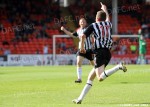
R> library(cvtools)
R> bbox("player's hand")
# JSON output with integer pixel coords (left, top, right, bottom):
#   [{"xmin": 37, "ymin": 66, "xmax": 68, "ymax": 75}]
[
  {"xmin": 80, "ymin": 48, "xmax": 86, "ymax": 54},
  {"xmin": 60, "ymin": 26, "xmax": 64, "ymax": 31},
  {"xmin": 100, "ymin": 2, "xmax": 107, "ymax": 11}
]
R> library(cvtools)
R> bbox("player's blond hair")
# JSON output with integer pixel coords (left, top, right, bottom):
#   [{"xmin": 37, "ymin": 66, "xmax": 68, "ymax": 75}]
[{"xmin": 96, "ymin": 10, "xmax": 106, "ymax": 21}]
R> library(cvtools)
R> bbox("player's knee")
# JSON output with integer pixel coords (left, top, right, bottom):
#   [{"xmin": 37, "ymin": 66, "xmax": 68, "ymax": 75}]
[
  {"xmin": 91, "ymin": 62, "xmax": 95, "ymax": 66},
  {"xmin": 77, "ymin": 63, "xmax": 81, "ymax": 67},
  {"xmin": 98, "ymin": 77, "xmax": 103, "ymax": 82},
  {"xmin": 77, "ymin": 61, "xmax": 82, "ymax": 66}
]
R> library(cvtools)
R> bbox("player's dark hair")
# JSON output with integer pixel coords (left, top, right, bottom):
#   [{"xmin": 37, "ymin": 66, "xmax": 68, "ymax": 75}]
[{"xmin": 96, "ymin": 10, "xmax": 106, "ymax": 21}]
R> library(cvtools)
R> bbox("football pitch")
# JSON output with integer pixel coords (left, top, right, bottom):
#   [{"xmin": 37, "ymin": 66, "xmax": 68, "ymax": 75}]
[{"xmin": 0, "ymin": 65, "xmax": 150, "ymax": 107}]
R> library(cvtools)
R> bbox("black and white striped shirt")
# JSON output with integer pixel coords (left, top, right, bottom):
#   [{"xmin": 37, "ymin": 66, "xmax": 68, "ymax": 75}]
[
  {"xmin": 84, "ymin": 21, "xmax": 113, "ymax": 50},
  {"xmin": 73, "ymin": 27, "xmax": 93, "ymax": 50}
]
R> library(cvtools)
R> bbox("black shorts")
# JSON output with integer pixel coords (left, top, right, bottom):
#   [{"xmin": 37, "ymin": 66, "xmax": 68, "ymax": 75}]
[
  {"xmin": 94, "ymin": 48, "xmax": 111, "ymax": 68},
  {"xmin": 76, "ymin": 49, "xmax": 94, "ymax": 61}
]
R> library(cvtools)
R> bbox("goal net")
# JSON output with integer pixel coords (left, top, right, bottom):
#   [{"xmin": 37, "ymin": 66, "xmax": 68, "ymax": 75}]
[
  {"xmin": 52, "ymin": 35, "xmax": 93, "ymax": 65},
  {"xmin": 52, "ymin": 35, "xmax": 150, "ymax": 65}
]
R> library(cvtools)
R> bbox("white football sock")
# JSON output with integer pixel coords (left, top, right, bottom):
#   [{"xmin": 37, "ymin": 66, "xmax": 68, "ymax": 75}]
[
  {"xmin": 78, "ymin": 80, "xmax": 93, "ymax": 101},
  {"xmin": 77, "ymin": 67, "xmax": 82, "ymax": 80},
  {"xmin": 100, "ymin": 64, "xmax": 120, "ymax": 80}
]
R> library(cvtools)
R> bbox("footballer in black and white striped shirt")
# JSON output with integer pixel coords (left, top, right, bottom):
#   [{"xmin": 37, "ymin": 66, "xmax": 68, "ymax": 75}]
[
  {"xmin": 73, "ymin": 2, "xmax": 127, "ymax": 104},
  {"xmin": 80, "ymin": 10, "xmax": 114, "ymax": 68},
  {"xmin": 61, "ymin": 18, "xmax": 94, "ymax": 83},
  {"xmin": 73, "ymin": 26, "xmax": 93, "ymax": 50},
  {"xmin": 85, "ymin": 21, "xmax": 113, "ymax": 50}
]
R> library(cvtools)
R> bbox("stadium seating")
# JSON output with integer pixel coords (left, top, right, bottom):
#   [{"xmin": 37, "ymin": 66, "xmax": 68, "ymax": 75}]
[
  {"xmin": 0, "ymin": 0, "xmax": 64, "ymax": 54},
  {"xmin": 118, "ymin": 15, "xmax": 141, "ymax": 34},
  {"xmin": 0, "ymin": 0, "xmax": 149, "ymax": 55}
]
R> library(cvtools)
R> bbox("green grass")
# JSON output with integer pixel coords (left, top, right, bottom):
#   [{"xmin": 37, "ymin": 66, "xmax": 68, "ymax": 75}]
[{"xmin": 0, "ymin": 65, "xmax": 150, "ymax": 107}]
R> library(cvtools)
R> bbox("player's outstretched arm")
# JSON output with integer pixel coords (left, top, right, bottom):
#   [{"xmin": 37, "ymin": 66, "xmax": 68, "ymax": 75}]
[
  {"xmin": 100, "ymin": 2, "xmax": 110, "ymax": 22},
  {"xmin": 60, "ymin": 26, "xmax": 75, "ymax": 38}
]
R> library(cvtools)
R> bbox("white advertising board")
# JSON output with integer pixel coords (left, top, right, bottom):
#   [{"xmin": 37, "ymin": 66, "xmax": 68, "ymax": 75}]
[{"xmin": 7, "ymin": 55, "xmax": 53, "ymax": 66}]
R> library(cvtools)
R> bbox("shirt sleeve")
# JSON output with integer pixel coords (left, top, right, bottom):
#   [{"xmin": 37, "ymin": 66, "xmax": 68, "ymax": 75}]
[
  {"xmin": 83, "ymin": 24, "xmax": 94, "ymax": 38},
  {"xmin": 72, "ymin": 31, "xmax": 78, "ymax": 37}
]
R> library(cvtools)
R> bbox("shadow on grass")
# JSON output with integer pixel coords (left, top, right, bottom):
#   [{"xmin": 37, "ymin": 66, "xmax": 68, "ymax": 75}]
[
  {"xmin": 120, "ymin": 82, "xmax": 128, "ymax": 84},
  {"xmin": 0, "ymin": 73, "xmax": 5, "ymax": 75},
  {"xmin": 140, "ymin": 103, "xmax": 150, "ymax": 104},
  {"xmin": 120, "ymin": 82, "xmax": 150, "ymax": 84}
]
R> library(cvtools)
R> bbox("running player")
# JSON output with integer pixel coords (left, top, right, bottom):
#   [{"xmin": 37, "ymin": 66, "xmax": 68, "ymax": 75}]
[
  {"xmin": 61, "ymin": 18, "xmax": 94, "ymax": 83},
  {"xmin": 72, "ymin": 2, "xmax": 127, "ymax": 104}
]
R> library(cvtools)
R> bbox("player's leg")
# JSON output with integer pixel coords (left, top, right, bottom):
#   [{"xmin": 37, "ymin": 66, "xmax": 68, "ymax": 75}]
[
  {"xmin": 85, "ymin": 50, "xmax": 95, "ymax": 66},
  {"xmin": 75, "ymin": 64, "xmax": 105, "ymax": 103},
  {"xmin": 95, "ymin": 49, "xmax": 127, "ymax": 81},
  {"xmin": 73, "ymin": 68, "xmax": 96, "ymax": 104},
  {"xmin": 95, "ymin": 63, "xmax": 127, "ymax": 81},
  {"xmin": 72, "ymin": 62, "xmax": 124, "ymax": 103},
  {"xmin": 73, "ymin": 50, "xmax": 96, "ymax": 103},
  {"xmin": 99, "ymin": 62, "xmax": 127, "ymax": 81},
  {"xmin": 89, "ymin": 60, "xmax": 95, "ymax": 66},
  {"xmin": 73, "ymin": 49, "xmax": 127, "ymax": 104},
  {"xmin": 73, "ymin": 49, "xmax": 105, "ymax": 104},
  {"xmin": 95, "ymin": 64, "xmax": 105, "ymax": 81},
  {"xmin": 139, "ymin": 51, "xmax": 143, "ymax": 64},
  {"xmin": 75, "ymin": 55, "xmax": 84, "ymax": 83},
  {"xmin": 74, "ymin": 50, "xmax": 127, "ymax": 103},
  {"xmin": 140, "ymin": 53, "xmax": 146, "ymax": 64}
]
